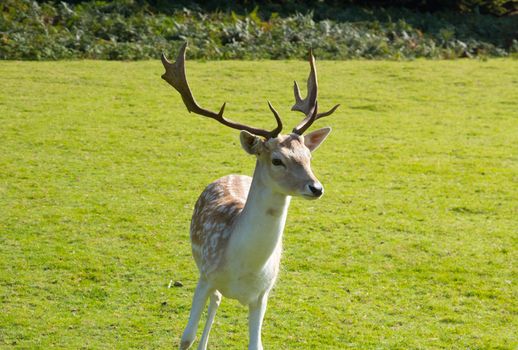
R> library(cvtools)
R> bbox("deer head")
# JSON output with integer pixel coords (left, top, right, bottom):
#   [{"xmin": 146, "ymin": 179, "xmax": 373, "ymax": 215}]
[{"xmin": 161, "ymin": 42, "xmax": 339, "ymax": 199}]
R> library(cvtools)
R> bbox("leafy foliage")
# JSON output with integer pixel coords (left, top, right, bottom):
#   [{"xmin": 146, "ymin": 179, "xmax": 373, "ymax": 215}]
[
  {"xmin": 56, "ymin": 0, "xmax": 518, "ymax": 17},
  {"xmin": 1, "ymin": 0, "xmax": 517, "ymax": 60}
]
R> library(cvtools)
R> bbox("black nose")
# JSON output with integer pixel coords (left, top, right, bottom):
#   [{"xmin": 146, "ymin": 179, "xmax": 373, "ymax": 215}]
[{"xmin": 308, "ymin": 184, "xmax": 323, "ymax": 197}]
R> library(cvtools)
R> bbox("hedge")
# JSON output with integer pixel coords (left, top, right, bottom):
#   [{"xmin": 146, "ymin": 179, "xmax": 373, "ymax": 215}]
[{"xmin": 1, "ymin": 0, "xmax": 516, "ymax": 60}]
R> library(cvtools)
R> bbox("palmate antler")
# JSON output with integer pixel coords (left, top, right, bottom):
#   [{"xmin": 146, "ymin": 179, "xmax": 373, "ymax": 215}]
[
  {"xmin": 291, "ymin": 49, "xmax": 340, "ymax": 135},
  {"xmin": 161, "ymin": 43, "xmax": 338, "ymax": 138},
  {"xmin": 161, "ymin": 42, "xmax": 283, "ymax": 139}
]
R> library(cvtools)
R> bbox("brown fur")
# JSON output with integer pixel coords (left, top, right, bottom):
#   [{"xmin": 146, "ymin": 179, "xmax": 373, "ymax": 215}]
[{"xmin": 190, "ymin": 175, "xmax": 251, "ymax": 277}]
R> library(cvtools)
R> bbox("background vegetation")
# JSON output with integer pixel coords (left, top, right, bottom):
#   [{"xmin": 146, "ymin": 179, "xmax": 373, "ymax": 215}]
[
  {"xmin": 1, "ymin": 0, "xmax": 517, "ymax": 60},
  {"xmin": 1, "ymin": 58, "xmax": 516, "ymax": 348}
]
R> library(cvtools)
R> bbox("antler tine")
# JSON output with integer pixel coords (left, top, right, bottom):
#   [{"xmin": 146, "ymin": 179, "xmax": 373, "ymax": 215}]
[
  {"xmin": 267, "ymin": 101, "xmax": 283, "ymax": 137},
  {"xmin": 291, "ymin": 49, "xmax": 340, "ymax": 135},
  {"xmin": 291, "ymin": 49, "xmax": 318, "ymax": 116},
  {"xmin": 161, "ymin": 42, "xmax": 282, "ymax": 139},
  {"xmin": 293, "ymin": 101, "xmax": 317, "ymax": 136}
]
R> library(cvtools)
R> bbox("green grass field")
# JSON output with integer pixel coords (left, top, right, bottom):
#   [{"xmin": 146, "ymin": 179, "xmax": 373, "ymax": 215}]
[{"xmin": 0, "ymin": 58, "xmax": 517, "ymax": 349}]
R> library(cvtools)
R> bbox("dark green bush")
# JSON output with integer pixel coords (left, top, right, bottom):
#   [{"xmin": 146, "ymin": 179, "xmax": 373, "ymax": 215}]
[
  {"xmin": 66, "ymin": 1, "xmax": 516, "ymax": 17},
  {"xmin": 1, "ymin": 0, "xmax": 516, "ymax": 60}
]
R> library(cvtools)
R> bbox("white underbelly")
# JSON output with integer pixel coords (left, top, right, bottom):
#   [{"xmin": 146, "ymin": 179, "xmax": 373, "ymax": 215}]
[{"xmin": 214, "ymin": 249, "xmax": 281, "ymax": 305}]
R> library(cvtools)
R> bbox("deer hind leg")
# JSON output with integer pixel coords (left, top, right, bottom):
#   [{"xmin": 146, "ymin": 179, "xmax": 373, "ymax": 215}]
[
  {"xmin": 179, "ymin": 278, "xmax": 212, "ymax": 350},
  {"xmin": 197, "ymin": 290, "xmax": 222, "ymax": 350}
]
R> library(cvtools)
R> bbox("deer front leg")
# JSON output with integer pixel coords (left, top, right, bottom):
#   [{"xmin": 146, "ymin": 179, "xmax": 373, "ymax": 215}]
[
  {"xmin": 197, "ymin": 290, "xmax": 222, "ymax": 350},
  {"xmin": 248, "ymin": 293, "xmax": 269, "ymax": 350},
  {"xmin": 179, "ymin": 278, "xmax": 212, "ymax": 350}
]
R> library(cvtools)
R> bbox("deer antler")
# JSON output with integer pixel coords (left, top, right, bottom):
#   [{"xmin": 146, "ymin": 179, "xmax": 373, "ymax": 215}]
[
  {"xmin": 291, "ymin": 49, "xmax": 340, "ymax": 135},
  {"xmin": 161, "ymin": 42, "xmax": 283, "ymax": 139}
]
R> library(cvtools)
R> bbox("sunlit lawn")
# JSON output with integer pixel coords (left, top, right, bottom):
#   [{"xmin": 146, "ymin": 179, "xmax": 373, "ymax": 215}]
[{"xmin": 0, "ymin": 58, "xmax": 516, "ymax": 349}]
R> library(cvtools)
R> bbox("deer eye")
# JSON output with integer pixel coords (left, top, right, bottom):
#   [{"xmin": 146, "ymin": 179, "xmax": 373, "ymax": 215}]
[{"xmin": 272, "ymin": 158, "xmax": 284, "ymax": 167}]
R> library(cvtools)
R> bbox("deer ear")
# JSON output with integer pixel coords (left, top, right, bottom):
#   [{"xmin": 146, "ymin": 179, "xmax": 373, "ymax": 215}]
[
  {"xmin": 240, "ymin": 130, "xmax": 263, "ymax": 155},
  {"xmin": 303, "ymin": 127, "xmax": 332, "ymax": 152}
]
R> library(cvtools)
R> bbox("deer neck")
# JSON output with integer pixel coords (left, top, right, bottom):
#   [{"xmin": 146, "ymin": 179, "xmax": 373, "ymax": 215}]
[{"xmin": 230, "ymin": 160, "xmax": 291, "ymax": 268}]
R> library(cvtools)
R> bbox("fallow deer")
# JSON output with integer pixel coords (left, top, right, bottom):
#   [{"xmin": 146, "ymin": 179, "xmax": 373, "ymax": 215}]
[{"xmin": 161, "ymin": 42, "xmax": 339, "ymax": 350}]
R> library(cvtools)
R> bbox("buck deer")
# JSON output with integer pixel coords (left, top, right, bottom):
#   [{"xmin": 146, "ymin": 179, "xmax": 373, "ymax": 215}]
[{"xmin": 161, "ymin": 42, "xmax": 339, "ymax": 350}]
